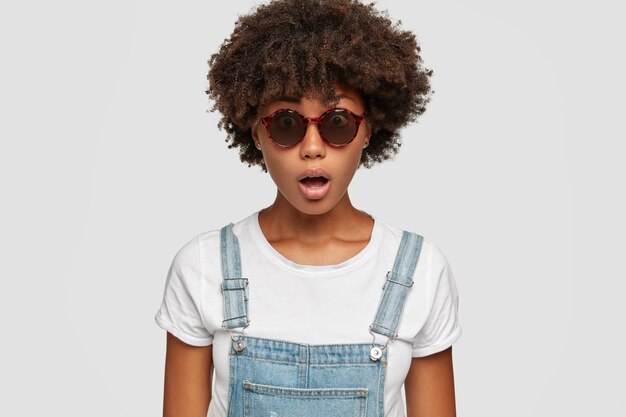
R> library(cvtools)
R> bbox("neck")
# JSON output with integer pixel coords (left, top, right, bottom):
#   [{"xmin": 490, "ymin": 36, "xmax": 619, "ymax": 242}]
[{"xmin": 257, "ymin": 190, "xmax": 373, "ymax": 243}]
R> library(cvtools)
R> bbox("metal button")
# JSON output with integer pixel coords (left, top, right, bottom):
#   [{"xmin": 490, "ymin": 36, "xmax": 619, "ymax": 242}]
[
  {"xmin": 370, "ymin": 346, "xmax": 383, "ymax": 361},
  {"xmin": 233, "ymin": 339, "xmax": 246, "ymax": 353}
]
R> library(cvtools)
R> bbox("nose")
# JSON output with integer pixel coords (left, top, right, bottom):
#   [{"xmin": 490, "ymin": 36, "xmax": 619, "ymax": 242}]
[{"xmin": 299, "ymin": 123, "xmax": 326, "ymax": 159}]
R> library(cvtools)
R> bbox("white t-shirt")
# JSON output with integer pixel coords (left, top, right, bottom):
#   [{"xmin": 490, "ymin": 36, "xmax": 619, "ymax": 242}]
[{"xmin": 155, "ymin": 210, "xmax": 462, "ymax": 417}]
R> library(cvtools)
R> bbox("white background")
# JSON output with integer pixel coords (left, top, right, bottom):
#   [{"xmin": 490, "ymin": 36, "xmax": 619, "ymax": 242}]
[{"xmin": 1, "ymin": 0, "xmax": 624, "ymax": 415}]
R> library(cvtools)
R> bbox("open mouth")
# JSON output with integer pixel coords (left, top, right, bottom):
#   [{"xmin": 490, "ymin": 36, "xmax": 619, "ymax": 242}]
[{"xmin": 299, "ymin": 176, "xmax": 329, "ymax": 188}]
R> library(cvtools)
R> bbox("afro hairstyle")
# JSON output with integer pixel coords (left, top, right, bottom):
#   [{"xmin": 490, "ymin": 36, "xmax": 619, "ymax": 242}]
[{"xmin": 206, "ymin": 0, "xmax": 433, "ymax": 172}]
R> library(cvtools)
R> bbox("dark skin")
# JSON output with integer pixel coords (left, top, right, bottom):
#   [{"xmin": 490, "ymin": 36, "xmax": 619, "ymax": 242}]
[
  {"xmin": 162, "ymin": 84, "xmax": 456, "ymax": 416},
  {"xmin": 163, "ymin": 333, "xmax": 213, "ymax": 417},
  {"xmin": 405, "ymin": 347, "xmax": 457, "ymax": 417}
]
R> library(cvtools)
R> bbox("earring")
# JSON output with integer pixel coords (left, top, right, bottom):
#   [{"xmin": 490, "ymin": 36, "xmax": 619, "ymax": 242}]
[
  {"xmin": 255, "ymin": 142, "xmax": 262, "ymax": 150},
  {"xmin": 363, "ymin": 141, "xmax": 369, "ymax": 148}
]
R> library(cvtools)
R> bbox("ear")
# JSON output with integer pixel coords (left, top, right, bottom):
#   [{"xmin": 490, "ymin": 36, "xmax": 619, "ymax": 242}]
[
  {"xmin": 250, "ymin": 121, "xmax": 263, "ymax": 151},
  {"xmin": 363, "ymin": 121, "xmax": 373, "ymax": 145},
  {"xmin": 250, "ymin": 120, "xmax": 258, "ymax": 140},
  {"xmin": 250, "ymin": 122, "xmax": 261, "ymax": 143}
]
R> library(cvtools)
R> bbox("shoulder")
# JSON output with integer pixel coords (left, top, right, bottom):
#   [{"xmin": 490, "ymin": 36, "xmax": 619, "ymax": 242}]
[
  {"xmin": 372, "ymin": 215, "xmax": 450, "ymax": 272},
  {"xmin": 172, "ymin": 212, "xmax": 258, "ymax": 283},
  {"xmin": 372, "ymin": 216, "xmax": 457, "ymax": 306},
  {"xmin": 194, "ymin": 212, "xmax": 257, "ymax": 259},
  {"xmin": 373, "ymin": 217, "xmax": 462, "ymax": 349},
  {"xmin": 168, "ymin": 233, "xmax": 202, "ymax": 277}
]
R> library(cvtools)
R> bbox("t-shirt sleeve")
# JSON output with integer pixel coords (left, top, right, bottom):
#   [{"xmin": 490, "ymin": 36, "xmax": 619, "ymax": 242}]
[
  {"xmin": 154, "ymin": 234, "xmax": 214, "ymax": 346},
  {"xmin": 411, "ymin": 242, "xmax": 462, "ymax": 357}
]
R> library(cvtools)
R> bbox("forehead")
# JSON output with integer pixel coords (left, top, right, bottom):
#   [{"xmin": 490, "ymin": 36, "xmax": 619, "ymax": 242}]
[{"xmin": 259, "ymin": 84, "xmax": 364, "ymax": 114}]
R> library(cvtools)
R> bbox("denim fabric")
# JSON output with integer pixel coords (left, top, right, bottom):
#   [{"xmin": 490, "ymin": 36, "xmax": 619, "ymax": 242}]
[
  {"xmin": 231, "ymin": 336, "xmax": 384, "ymax": 417},
  {"xmin": 370, "ymin": 232, "xmax": 423, "ymax": 339},
  {"xmin": 220, "ymin": 223, "xmax": 249, "ymax": 329},
  {"xmin": 219, "ymin": 223, "xmax": 424, "ymax": 417}
]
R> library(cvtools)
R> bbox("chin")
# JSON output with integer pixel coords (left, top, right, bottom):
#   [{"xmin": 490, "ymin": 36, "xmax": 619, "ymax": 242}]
[
  {"xmin": 296, "ymin": 195, "xmax": 345, "ymax": 216},
  {"xmin": 279, "ymin": 195, "xmax": 334, "ymax": 216}
]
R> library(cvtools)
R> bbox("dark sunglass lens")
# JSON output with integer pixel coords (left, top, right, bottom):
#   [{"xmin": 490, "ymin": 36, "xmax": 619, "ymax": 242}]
[
  {"xmin": 320, "ymin": 110, "xmax": 357, "ymax": 145},
  {"xmin": 269, "ymin": 111, "xmax": 305, "ymax": 147}
]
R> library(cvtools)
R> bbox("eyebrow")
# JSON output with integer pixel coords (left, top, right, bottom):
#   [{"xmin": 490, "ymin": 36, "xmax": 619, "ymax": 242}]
[
  {"xmin": 337, "ymin": 94, "xmax": 356, "ymax": 102},
  {"xmin": 272, "ymin": 95, "xmax": 301, "ymax": 104},
  {"xmin": 272, "ymin": 94, "xmax": 356, "ymax": 104}
]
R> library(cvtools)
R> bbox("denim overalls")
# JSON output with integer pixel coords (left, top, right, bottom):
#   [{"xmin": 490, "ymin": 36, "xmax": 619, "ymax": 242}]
[{"xmin": 219, "ymin": 222, "xmax": 424, "ymax": 417}]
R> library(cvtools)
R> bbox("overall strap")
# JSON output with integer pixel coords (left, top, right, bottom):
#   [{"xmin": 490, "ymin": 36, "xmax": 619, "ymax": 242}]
[
  {"xmin": 220, "ymin": 223, "xmax": 250, "ymax": 330},
  {"xmin": 370, "ymin": 230, "xmax": 424, "ymax": 339}
]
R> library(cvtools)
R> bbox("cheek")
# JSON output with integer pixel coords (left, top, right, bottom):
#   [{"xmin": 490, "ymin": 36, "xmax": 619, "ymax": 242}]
[
  {"xmin": 330, "ymin": 148, "xmax": 364, "ymax": 186},
  {"xmin": 263, "ymin": 151, "xmax": 299, "ymax": 184}
]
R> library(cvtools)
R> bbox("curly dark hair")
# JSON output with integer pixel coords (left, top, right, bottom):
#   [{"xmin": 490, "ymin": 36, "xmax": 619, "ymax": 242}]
[{"xmin": 206, "ymin": 0, "xmax": 433, "ymax": 172}]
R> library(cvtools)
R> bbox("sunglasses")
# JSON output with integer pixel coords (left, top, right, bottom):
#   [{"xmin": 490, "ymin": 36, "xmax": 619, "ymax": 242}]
[{"xmin": 259, "ymin": 107, "xmax": 366, "ymax": 148}]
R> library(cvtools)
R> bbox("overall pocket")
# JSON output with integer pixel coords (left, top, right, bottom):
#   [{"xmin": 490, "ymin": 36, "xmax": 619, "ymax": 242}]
[{"xmin": 242, "ymin": 380, "xmax": 368, "ymax": 417}]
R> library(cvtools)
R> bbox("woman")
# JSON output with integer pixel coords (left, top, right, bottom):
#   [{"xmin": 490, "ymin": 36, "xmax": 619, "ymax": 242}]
[{"xmin": 155, "ymin": 1, "xmax": 462, "ymax": 416}]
